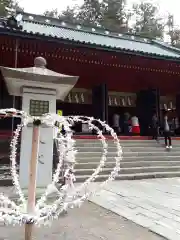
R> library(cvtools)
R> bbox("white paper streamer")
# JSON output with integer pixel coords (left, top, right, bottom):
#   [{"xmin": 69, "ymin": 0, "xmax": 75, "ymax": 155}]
[{"xmin": 0, "ymin": 109, "xmax": 122, "ymax": 226}]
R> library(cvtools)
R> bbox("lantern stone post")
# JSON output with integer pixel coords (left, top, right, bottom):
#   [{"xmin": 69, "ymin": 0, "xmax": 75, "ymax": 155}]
[{"xmin": 1, "ymin": 57, "xmax": 78, "ymax": 189}]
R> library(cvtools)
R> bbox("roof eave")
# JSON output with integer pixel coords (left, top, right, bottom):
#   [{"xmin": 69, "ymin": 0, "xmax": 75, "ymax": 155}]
[
  {"xmin": 152, "ymin": 39, "xmax": 180, "ymax": 55},
  {"xmin": 1, "ymin": 28, "xmax": 180, "ymax": 63}
]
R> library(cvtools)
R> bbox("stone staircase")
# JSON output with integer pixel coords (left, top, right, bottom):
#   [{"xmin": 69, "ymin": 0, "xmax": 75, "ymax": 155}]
[
  {"xmin": 74, "ymin": 139, "xmax": 180, "ymax": 182},
  {"xmin": 0, "ymin": 137, "xmax": 180, "ymax": 185}
]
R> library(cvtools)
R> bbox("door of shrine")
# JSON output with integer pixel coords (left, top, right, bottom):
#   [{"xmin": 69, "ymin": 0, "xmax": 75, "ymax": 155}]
[{"xmin": 136, "ymin": 89, "xmax": 160, "ymax": 136}]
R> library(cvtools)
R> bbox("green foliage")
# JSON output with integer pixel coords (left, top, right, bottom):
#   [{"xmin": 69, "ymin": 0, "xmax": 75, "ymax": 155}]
[
  {"xmin": 76, "ymin": 0, "xmax": 129, "ymax": 31},
  {"xmin": 60, "ymin": 7, "xmax": 78, "ymax": 24},
  {"xmin": 100, "ymin": 0, "xmax": 128, "ymax": 32},
  {"xmin": 44, "ymin": 9, "xmax": 59, "ymax": 18},
  {"xmin": 132, "ymin": 2, "xmax": 164, "ymax": 39},
  {"xmin": 77, "ymin": 0, "xmax": 103, "ymax": 26},
  {"xmin": 166, "ymin": 14, "xmax": 180, "ymax": 48},
  {"xmin": 0, "ymin": 0, "xmax": 11, "ymax": 16},
  {"xmin": 0, "ymin": 0, "xmax": 23, "ymax": 17},
  {"xmin": 43, "ymin": 0, "xmax": 165, "ymax": 38},
  {"xmin": 42, "ymin": 0, "xmax": 180, "ymax": 46},
  {"xmin": 43, "ymin": 0, "xmax": 128, "ymax": 30}
]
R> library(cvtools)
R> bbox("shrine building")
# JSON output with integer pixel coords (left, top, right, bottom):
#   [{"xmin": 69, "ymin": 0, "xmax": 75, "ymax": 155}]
[{"xmin": 1, "ymin": 12, "xmax": 180, "ymax": 136}]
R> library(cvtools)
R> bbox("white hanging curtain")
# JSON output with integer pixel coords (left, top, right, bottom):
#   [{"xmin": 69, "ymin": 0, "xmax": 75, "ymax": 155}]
[
  {"xmin": 80, "ymin": 93, "xmax": 84, "ymax": 103},
  {"xmin": 109, "ymin": 96, "xmax": 112, "ymax": 106},
  {"xmin": 68, "ymin": 94, "xmax": 72, "ymax": 103},
  {"xmin": 114, "ymin": 97, "xmax": 117, "ymax": 106},
  {"xmin": 127, "ymin": 97, "xmax": 131, "ymax": 106},
  {"xmin": 169, "ymin": 101, "xmax": 173, "ymax": 109},
  {"xmin": 164, "ymin": 103, "xmax": 167, "ymax": 110},
  {"xmin": 75, "ymin": 93, "xmax": 79, "ymax": 103},
  {"xmin": 122, "ymin": 97, "xmax": 125, "ymax": 106}
]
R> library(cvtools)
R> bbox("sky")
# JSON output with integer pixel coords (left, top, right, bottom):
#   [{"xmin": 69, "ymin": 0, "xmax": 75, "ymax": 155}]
[{"xmin": 18, "ymin": 0, "xmax": 180, "ymax": 26}]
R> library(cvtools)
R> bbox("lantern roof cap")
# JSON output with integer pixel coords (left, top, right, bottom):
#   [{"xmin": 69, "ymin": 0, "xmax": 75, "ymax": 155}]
[
  {"xmin": 0, "ymin": 57, "xmax": 79, "ymax": 100},
  {"xmin": 34, "ymin": 57, "xmax": 47, "ymax": 68}
]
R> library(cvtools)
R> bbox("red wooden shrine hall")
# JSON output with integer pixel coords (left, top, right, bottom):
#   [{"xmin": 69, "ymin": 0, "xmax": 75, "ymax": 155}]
[{"xmin": 0, "ymin": 12, "xmax": 180, "ymax": 136}]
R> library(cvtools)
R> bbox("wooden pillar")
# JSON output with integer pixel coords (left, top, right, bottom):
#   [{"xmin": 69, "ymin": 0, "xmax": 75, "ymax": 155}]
[
  {"xmin": 92, "ymin": 83, "xmax": 108, "ymax": 122},
  {"xmin": 176, "ymin": 94, "xmax": 180, "ymax": 120}
]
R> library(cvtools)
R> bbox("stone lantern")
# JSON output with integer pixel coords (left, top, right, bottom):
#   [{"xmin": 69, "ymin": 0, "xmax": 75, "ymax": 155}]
[{"xmin": 1, "ymin": 57, "xmax": 79, "ymax": 188}]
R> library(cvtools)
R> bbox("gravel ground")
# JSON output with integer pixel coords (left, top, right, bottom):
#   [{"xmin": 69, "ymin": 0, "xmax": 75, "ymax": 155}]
[{"xmin": 0, "ymin": 202, "xmax": 166, "ymax": 240}]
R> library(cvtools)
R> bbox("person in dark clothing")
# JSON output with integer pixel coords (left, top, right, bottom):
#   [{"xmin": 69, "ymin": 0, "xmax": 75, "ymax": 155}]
[
  {"xmin": 123, "ymin": 112, "xmax": 130, "ymax": 135},
  {"xmin": 163, "ymin": 111, "xmax": 172, "ymax": 149},
  {"xmin": 164, "ymin": 131, "xmax": 172, "ymax": 148},
  {"xmin": 151, "ymin": 113, "xmax": 159, "ymax": 141}
]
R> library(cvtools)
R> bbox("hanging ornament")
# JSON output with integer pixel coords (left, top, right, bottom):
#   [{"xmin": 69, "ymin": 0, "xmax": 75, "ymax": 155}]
[
  {"xmin": 75, "ymin": 94, "xmax": 79, "ymax": 103},
  {"xmin": 114, "ymin": 97, "xmax": 117, "ymax": 106},
  {"xmin": 108, "ymin": 96, "xmax": 112, "ymax": 106},
  {"xmin": 122, "ymin": 97, "xmax": 125, "ymax": 106},
  {"xmin": 80, "ymin": 93, "xmax": 84, "ymax": 103},
  {"xmin": 164, "ymin": 103, "xmax": 167, "ymax": 110},
  {"xmin": 169, "ymin": 101, "xmax": 173, "ymax": 109},
  {"xmin": 68, "ymin": 94, "xmax": 72, "ymax": 103},
  {"xmin": 127, "ymin": 97, "xmax": 131, "ymax": 106},
  {"xmin": 0, "ymin": 108, "xmax": 122, "ymax": 227}
]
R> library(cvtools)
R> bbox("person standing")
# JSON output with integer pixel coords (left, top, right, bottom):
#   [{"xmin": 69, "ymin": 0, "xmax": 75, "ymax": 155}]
[
  {"xmin": 163, "ymin": 112, "xmax": 172, "ymax": 149},
  {"xmin": 151, "ymin": 113, "xmax": 159, "ymax": 141},
  {"xmin": 113, "ymin": 113, "xmax": 121, "ymax": 134},
  {"xmin": 131, "ymin": 115, "xmax": 140, "ymax": 135},
  {"xmin": 174, "ymin": 117, "xmax": 179, "ymax": 135},
  {"xmin": 124, "ymin": 112, "xmax": 130, "ymax": 135}
]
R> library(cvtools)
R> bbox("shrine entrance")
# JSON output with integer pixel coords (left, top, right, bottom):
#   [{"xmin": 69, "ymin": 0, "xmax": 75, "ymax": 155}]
[
  {"xmin": 56, "ymin": 102, "xmax": 93, "ymax": 133},
  {"xmin": 136, "ymin": 89, "xmax": 160, "ymax": 136}
]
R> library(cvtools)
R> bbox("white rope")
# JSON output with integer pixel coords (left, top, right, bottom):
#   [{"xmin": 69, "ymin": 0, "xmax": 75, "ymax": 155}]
[{"xmin": 0, "ymin": 109, "xmax": 122, "ymax": 226}]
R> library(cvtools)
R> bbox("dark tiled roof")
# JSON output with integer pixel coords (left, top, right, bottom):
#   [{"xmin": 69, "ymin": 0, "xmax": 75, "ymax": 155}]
[{"xmin": 1, "ymin": 12, "xmax": 180, "ymax": 60}]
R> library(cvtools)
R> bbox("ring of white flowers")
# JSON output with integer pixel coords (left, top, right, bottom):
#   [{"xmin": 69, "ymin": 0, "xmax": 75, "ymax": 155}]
[{"xmin": 0, "ymin": 109, "xmax": 122, "ymax": 226}]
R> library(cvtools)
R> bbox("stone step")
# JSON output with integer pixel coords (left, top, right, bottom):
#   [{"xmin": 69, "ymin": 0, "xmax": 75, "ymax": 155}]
[
  {"xmin": 0, "ymin": 138, "xmax": 179, "ymax": 147},
  {"xmin": 76, "ymin": 151, "xmax": 180, "ymax": 157},
  {"xmin": 1, "ymin": 149, "xmax": 179, "ymax": 163},
  {"xmin": 75, "ymin": 141, "xmax": 168, "ymax": 146},
  {"xmin": 1, "ymin": 159, "xmax": 180, "ymax": 171},
  {"xmin": 75, "ymin": 139, "xmax": 155, "ymax": 142},
  {"xmin": 75, "ymin": 171, "xmax": 180, "ymax": 182},
  {"xmin": 2, "ymin": 165, "xmax": 180, "ymax": 185},
  {"xmin": 76, "ymin": 155, "xmax": 180, "ymax": 162},
  {"xmin": 75, "ymin": 166, "xmax": 180, "ymax": 175},
  {"xmin": 2, "ymin": 170, "xmax": 180, "ymax": 185},
  {"xmin": 0, "ymin": 179, "xmax": 12, "ymax": 186},
  {"xmin": 1, "ymin": 159, "xmax": 180, "ymax": 173},
  {"xmin": 75, "ymin": 160, "xmax": 180, "ymax": 169},
  {"xmin": 75, "ymin": 139, "xmax": 179, "ymax": 143},
  {"xmin": 0, "ymin": 154, "xmax": 20, "ymax": 165},
  {"xmin": 75, "ymin": 144, "xmax": 180, "ymax": 149},
  {"xmin": 75, "ymin": 146, "xmax": 180, "ymax": 152}
]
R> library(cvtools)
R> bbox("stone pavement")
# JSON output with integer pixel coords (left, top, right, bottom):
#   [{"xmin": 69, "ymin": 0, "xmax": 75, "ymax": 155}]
[
  {"xmin": 89, "ymin": 178, "xmax": 180, "ymax": 240},
  {"xmin": 0, "ymin": 202, "xmax": 164, "ymax": 240}
]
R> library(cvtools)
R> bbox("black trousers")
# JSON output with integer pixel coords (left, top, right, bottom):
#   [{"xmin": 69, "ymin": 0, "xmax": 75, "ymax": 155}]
[
  {"xmin": 152, "ymin": 127, "xmax": 158, "ymax": 140},
  {"xmin": 164, "ymin": 131, "xmax": 172, "ymax": 146},
  {"xmin": 113, "ymin": 126, "xmax": 120, "ymax": 134}
]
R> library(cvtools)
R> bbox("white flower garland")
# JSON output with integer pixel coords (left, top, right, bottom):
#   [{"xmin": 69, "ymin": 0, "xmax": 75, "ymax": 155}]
[{"xmin": 0, "ymin": 109, "xmax": 122, "ymax": 226}]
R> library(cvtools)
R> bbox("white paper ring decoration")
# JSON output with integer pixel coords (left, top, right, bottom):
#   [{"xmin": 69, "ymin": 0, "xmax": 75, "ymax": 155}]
[{"xmin": 0, "ymin": 109, "xmax": 122, "ymax": 226}]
